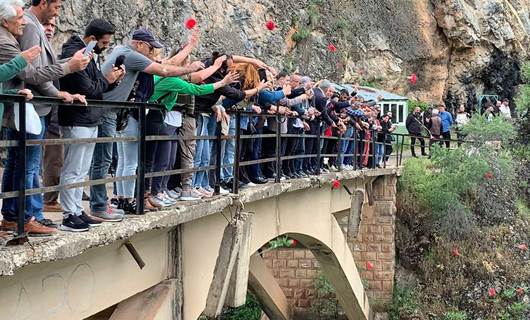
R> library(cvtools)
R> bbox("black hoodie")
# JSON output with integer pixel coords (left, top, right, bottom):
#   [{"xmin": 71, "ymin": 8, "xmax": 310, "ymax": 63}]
[{"xmin": 58, "ymin": 35, "xmax": 112, "ymax": 127}]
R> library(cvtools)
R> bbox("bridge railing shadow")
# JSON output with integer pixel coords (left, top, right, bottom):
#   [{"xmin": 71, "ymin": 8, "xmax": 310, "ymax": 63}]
[{"xmin": 0, "ymin": 94, "xmax": 463, "ymax": 243}]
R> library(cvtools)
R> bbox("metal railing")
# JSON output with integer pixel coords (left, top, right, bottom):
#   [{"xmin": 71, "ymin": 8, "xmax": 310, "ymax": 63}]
[{"xmin": 0, "ymin": 93, "xmax": 464, "ymax": 244}]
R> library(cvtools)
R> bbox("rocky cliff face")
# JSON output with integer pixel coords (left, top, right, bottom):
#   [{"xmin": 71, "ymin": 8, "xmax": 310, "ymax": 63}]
[{"xmin": 55, "ymin": 0, "xmax": 530, "ymax": 109}]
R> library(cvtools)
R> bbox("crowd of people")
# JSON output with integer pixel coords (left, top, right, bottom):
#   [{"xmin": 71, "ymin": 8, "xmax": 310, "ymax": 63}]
[
  {"xmin": 0, "ymin": 0, "xmax": 398, "ymax": 236},
  {"xmin": 405, "ymin": 97, "xmax": 513, "ymax": 156}
]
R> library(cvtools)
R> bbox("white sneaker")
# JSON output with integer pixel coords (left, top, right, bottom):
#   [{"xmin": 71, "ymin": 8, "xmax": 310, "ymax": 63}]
[
  {"xmin": 246, "ymin": 182, "xmax": 257, "ymax": 187},
  {"xmin": 179, "ymin": 188, "xmax": 203, "ymax": 201},
  {"xmin": 218, "ymin": 186, "xmax": 230, "ymax": 195},
  {"xmin": 165, "ymin": 189, "xmax": 181, "ymax": 200},
  {"xmin": 197, "ymin": 187, "xmax": 213, "ymax": 198}
]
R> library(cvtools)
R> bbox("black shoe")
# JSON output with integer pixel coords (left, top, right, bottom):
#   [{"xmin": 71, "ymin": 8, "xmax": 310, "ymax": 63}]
[
  {"xmin": 37, "ymin": 218, "xmax": 58, "ymax": 228},
  {"xmin": 80, "ymin": 211, "xmax": 102, "ymax": 227},
  {"xmin": 110, "ymin": 198, "xmax": 120, "ymax": 209},
  {"xmin": 59, "ymin": 214, "xmax": 90, "ymax": 232},
  {"xmin": 251, "ymin": 177, "xmax": 268, "ymax": 184},
  {"xmin": 123, "ymin": 200, "xmax": 139, "ymax": 215}
]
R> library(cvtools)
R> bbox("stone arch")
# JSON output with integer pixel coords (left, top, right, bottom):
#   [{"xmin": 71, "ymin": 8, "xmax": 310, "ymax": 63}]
[{"xmin": 181, "ymin": 185, "xmax": 372, "ymax": 320}]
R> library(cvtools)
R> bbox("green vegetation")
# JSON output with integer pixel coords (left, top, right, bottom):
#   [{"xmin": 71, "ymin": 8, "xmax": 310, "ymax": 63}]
[
  {"xmin": 389, "ymin": 285, "xmax": 419, "ymax": 319},
  {"xmin": 292, "ymin": 26, "xmax": 311, "ymax": 43},
  {"xmin": 515, "ymin": 62, "xmax": 530, "ymax": 144},
  {"xmin": 407, "ymin": 100, "xmax": 429, "ymax": 113},
  {"xmin": 443, "ymin": 311, "xmax": 468, "ymax": 320},
  {"xmin": 310, "ymin": 273, "xmax": 342, "ymax": 320},
  {"xmin": 199, "ymin": 293, "xmax": 263, "ymax": 320},
  {"xmin": 393, "ymin": 113, "xmax": 530, "ymax": 319}
]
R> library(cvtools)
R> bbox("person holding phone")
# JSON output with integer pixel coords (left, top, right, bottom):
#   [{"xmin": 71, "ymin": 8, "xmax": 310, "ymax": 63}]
[{"xmin": 57, "ymin": 19, "xmax": 125, "ymax": 232}]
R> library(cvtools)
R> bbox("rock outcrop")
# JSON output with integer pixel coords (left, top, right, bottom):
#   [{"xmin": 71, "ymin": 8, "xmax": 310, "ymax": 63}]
[{"xmin": 55, "ymin": 0, "xmax": 530, "ymax": 108}]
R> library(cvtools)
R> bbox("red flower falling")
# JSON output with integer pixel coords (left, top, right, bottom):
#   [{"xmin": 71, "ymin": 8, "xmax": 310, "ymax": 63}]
[
  {"xmin": 290, "ymin": 239, "xmax": 298, "ymax": 247},
  {"xmin": 265, "ymin": 20, "xmax": 276, "ymax": 31},
  {"xmin": 185, "ymin": 18, "xmax": 197, "ymax": 30},
  {"xmin": 516, "ymin": 287, "xmax": 525, "ymax": 296},
  {"xmin": 451, "ymin": 247, "xmax": 461, "ymax": 257},
  {"xmin": 484, "ymin": 171, "xmax": 494, "ymax": 180},
  {"xmin": 408, "ymin": 73, "xmax": 418, "ymax": 85},
  {"xmin": 331, "ymin": 179, "xmax": 341, "ymax": 189},
  {"xmin": 327, "ymin": 43, "xmax": 337, "ymax": 53},
  {"xmin": 488, "ymin": 288, "xmax": 496, "ymax": 298},
  {"xmin": 518, "ymin": 243, "xmax": 528, "ymax": 251},
  {"xmin": 366, "ymin": 262, "xmax": 374, "ymax": 271}
]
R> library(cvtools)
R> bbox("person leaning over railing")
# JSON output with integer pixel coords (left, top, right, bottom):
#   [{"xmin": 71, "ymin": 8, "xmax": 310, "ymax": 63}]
[
  {"xmin": 251, "ymin": 71, "xmax": 291, "ymax": 182},
  {"xmin": 145, "ymin": 58, "xmax": 239, "ymax": 207},
  {"xmin": 0, "ymin": 0, "xmax": 90, "ymax": 236},
  {"xmin": 191, "ymin": 53, "xmax": 274, "ymax": 195},
  {"xmin": 218, "ymin": 62, "xmax": 267, "ymax": 191},
  {"xmin": 57, "ymin": 19, "xmax": 124, "ymax": 232},
  {"xmin": 88, "ymin": 27, "xmax": 204, "ymax": 222}
]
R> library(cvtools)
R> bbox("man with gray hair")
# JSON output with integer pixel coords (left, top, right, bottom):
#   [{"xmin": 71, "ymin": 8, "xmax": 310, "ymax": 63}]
[{"xmin": 0, "ymin": 0, "xmax": 89, "ymax": 235}]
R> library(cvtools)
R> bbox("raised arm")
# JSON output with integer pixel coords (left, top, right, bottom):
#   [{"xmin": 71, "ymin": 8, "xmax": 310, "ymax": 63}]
[{"xmin": 144, "ymin": 60, "xmax": 204, "ymax": 78}]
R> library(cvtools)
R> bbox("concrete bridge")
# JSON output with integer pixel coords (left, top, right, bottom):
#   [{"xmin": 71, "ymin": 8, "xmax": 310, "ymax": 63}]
[{"xmin": 0, "ymin": 168, "xmax": 398, "ymax": 320}]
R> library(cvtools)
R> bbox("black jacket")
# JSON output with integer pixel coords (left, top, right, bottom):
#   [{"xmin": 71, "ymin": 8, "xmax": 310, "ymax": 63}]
[
  {"xmin": 406, "ymin": 112, "xmax": 422, "ymax": 134},
  {"xmin": 58, "ymin": 35, "xmax": 111, "ymax": 127},
  {"xmin": 194, "ymin": 58, "xmax": 245, "ymax": 113},
  {"xmin": 312, "ymin": 87, "xmax": 334, "ymax": 126}
]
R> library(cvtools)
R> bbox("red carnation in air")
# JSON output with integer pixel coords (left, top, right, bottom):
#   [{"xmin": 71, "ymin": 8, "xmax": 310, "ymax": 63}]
[
  {"xmin": 518, "ymin": 243, "xmax": 528, "ymax": 251},
  {"xmin": 366, "ymin": 262, "xmax": 374, "ymax": 271},
  {"xmin": 327, "ymin": 43, "xmax": 337, "ymax": 53},
  {"xmin": 289, "ymin": 239, "xmax": 298, "ymax": 247},
  {"xmin": 516, "ymin": 287, "xmax": 525, "ymax": 296},
  {"xmin": 185, "ymin": 18, "xmax": 197, "ymax": 30},
  {"xmin": 408, "ymin": 73, "xmax": 417, "ymax": 85},
  {"xmin": 265, "ymin": 20, "xmax": 276, "ymax": 31},
  {"xmin": 331, "ymin": 179, "xmax": 341, "ymax": 189},
  {"xmin": 488, "ymin": 287, "xmax": 496, "ymax": 298},
  {"xmin": 484, "ymin": 171, "xmax": 494, "ymax": 180},
  {"xmin": 451, "ymin": 247, "xmax": 461, "ymax": 257}
]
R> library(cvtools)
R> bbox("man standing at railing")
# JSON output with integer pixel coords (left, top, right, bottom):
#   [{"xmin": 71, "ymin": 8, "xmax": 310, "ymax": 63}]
[
  {"xmin": 406, "ymin": 107, "xmax": 427, "ymax": 158},
  {"xmin": 439, "ymin": 105, "xmax": 453, "ymax": 149},
  {"xmin": 58, "ymin": 19, "xmax": 125, "ymax": 232},
  {"xmin": 0, "ymin": 0, "xmax": 89, "ymax": 236},
  {"xmin": 88, "ymin": 27, "xmax": 204, "ymax": 220}
]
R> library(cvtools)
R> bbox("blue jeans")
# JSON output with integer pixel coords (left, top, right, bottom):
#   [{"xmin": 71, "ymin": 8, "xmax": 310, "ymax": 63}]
[
  {"xmin": 338, "ymin": 126, "xmax": 353, "ymax": 166},
  {"xmin": 116, "ymin": 115, "xmax": 138, "ymax": 198},
  {"xmin": 192, "ymin": 114, "xmax": 211, "ymax": 189},
  {"xmin": 220, "ymin": 117, "xmax": 236, "ymax": 182},
  {"xmin": 375, "ymin": 142, "xmax": 385, "ymax": 166},
  {"xmin": 90, "ymin": 114, "xmax": 117, "ymax": 212},
  {"xmin": 1, "ymin": 116, "xmax": 46, "ymax": 222}
]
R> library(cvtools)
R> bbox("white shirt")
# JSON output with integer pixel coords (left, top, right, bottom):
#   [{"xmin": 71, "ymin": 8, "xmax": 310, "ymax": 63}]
[
  {"xmin": 499, "ymin": 105, "xmax": 511, "ymax": 119},
  {"xmin": 164, "ymin": 111, "xmax": 182, "ymax": 127}
]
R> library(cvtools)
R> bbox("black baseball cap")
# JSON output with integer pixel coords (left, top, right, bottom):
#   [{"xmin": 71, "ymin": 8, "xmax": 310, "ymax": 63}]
[{"xmin": 132, "ymin": 27, "xmax": 163, "ymax": 48}]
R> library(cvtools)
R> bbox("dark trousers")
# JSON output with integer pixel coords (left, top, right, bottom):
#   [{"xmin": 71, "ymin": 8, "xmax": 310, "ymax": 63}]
[
  {"xmin": 442, "ymin": 131, "xmax": 451, "ymax": 148},
  {"xmin": 303, "ymin": 121, "xmax": 319, "ymax": 171},
  {"xmin": 43, "ymin": 130, "xmax": 63, "ymax": 204},
  {"xmin": 410, "ymin": 135, "xmax": 426, "ymax": 156},
  {"xmin": 282, "ymin": 126, "xmax": 302, "ymax": 175}
]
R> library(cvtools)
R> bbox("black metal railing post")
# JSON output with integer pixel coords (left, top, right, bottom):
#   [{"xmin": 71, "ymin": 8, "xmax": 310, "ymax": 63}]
[
  {"xmin": 233, "ymin": 111, "xmax": 241, "ymax": 194},
  {"xmin": 395, "ymin": 135, "xmax": 400, "ymax": 168},
  {"xmin": 316, "ymin": 121, "xmax": 322, "ymax": 175},
  {"xmin": 399, "ymin": 134, "xmax": 405, "ymax": 166},
  {"xmin": 215, "ymin": 122, "xmax": 222, "ymax": 194},
  {"xmin": 16, "ymin": 98, "xmax": 27, "ymax": 238},
  {"xmin": 336, "ymin": 133, "xmax": 343, "ymax": 171},
  {"xmin": 275, "ymin": 114, "xmax": 281, "ymax": 183},
  {"xmin": 352, "ymin": 129, "xmax": 358, "ymax": 171},
  {"xmin": 383, "ymin": 133, "xmax": 387, "ymax": 169},
  {"xmin": 371, "ymin": 129, "xmax": 377, "ymax": 169},
  {"xmin": 136, "ymin": 104, "xmax": 146, "ymax": 214}
]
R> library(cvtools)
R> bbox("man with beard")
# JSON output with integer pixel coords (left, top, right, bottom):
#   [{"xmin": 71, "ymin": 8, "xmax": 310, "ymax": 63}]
[{"xmin": 57, "ymin": 19, "xmax": 125, "ymax": 232}]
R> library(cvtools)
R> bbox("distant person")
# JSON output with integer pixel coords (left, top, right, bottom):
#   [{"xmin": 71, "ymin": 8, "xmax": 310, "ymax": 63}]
[
  {"xmin": 455, "ymin": 104, "xmax": 470, "ymax": 146},
  {"xmin": 499, "ymin": 98, "xmax": 512, "ymax": 119},
  {"xmin": 429, "ymin": 109, "xmax": 442, "ymax": 154},
  {"xmin": 438, "ymin": 105, "xmax": 453, "ymax": 148},
  {"xmin": 406, "ymin": 107, "xmax": 426, "ymax": 157}
]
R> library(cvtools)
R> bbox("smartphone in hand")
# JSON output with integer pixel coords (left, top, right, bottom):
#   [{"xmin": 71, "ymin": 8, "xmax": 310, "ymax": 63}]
[
  {"xmin": 84, "ymin": 41, "xmax": 97, "ymax": 56},
  {"xmin": 114, "ymin": 55, "xmax": 126, "ymax": 69}
]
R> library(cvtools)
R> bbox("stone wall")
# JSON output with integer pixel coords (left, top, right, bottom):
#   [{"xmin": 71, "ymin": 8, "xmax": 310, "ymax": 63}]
[
  {"xmin": 51, "ymin": 0, "xmax": 529, "ymax": 105},
  {"xmin": 262, "ymin": 175, "xmax": 397, "ymax": 314}
]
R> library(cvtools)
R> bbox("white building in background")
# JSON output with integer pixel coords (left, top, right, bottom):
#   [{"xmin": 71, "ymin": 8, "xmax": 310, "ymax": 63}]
[{"xmin": 335, "ymin": 84, "xmax": 409, "ymax": 126}]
